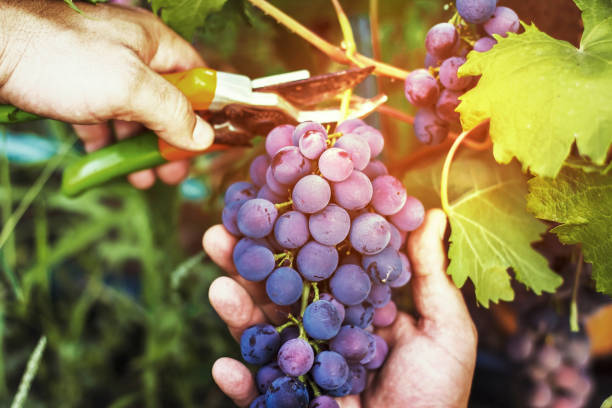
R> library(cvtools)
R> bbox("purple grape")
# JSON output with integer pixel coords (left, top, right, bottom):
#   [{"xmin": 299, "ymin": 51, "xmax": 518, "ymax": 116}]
[
  {"xmin": 330, "ymin": 264, "xmax": 372, "ymax": 306},
  {"xmin": 274, "ymin": 211, "xmax": 309, "ymax": 249},
  {"xmin": 362, "ymin": 246, "xmax": 402, "ymax": 284},
  {"xmin": 336, "ymin": 118, "xmax": 366, "ymax": 134},
  {"xmin": 222, "ymin": 200, "xmax": 243, "ymax": 236},
  {"xmin": 439, "ymin": 57, "xmax": 473, "ymax": 91},
  {"xmin": 296, "ymin": 241, "xmax": 339, "ymax": 281},
  {"xmin": 414, "ymin": 108, "xmax": 449, "ymax": 145},
  {"xmin": 349, "ymin": 212, "xmax": 391, "ymax": 255},
  {"xmin": 367, "ymin": 282, "xmax": 392, "ymax": 308},
  {"xmin": 389, "ymin": 196, "xmax": 425, "ymax": 232},
  {"xmin": 404, "ymin": 69, "xmax": 440, "ymax": 107},
  {"xmin": 425, "ymin": 23, "xmax": 459, "ymax": 59},
  {"xmin": 506, "ymin": 332, "xmax": 534, "ymax": 362},
  {"xmin": 360, "ymin": 332, "xmax": 377, "ymax": 365},
  {"xmin": 389, "ymin": 252, "xmax": 412, "ymax": 288},
  {"xmin": 292, "ymin": 121, "xmax": 327, "ymax": 146},
  {"xmin": 235, "ymin": 244, "xmax": 275, "ymax": 282},
  {"xmin": 266, "ymin": 167, "xmax": 289, "ymax": 196},
  {"xmin": 299, "ymin": 129, "xmax": 328, "ymax": 160},
  {"xmin": 225, "ymin": 181, "xmax": 257, "ymax": 204},
  {"xmin": 265, "ymin": 376, "xmax": 309, "ymax": 408},
  {"xmin": 318, "ymin": 147, "xmax": 353, "ymax": 182},
  {"xmin": 279, "ymin": 325, "xmax": 300, "ymax": 343},
  {"xmin": 456, "ymin": 0, "xmax": 496, "ymax": 23},
  {"xmin": 424, "ymin": 53, "xmax": 439, "ymax": 68},
  {"xmin": 347, "ymin": 364, "xmax": 367, "ymax": 394},
  {"xmin": 265, "ymin": 124, "xmax": 295, "ymax": 157},
  {"xmin": 332, "ymin": 170, "xmax": 373, "ymax": 211},
  {"xmin": 309, "ymin": 395, "xmax": 340, "ymax": 408},
  {"xmin": 237, "ymin": 198, "xmax": 278, "ymax": 238},
  {"xmin": 309, "ymin": 204, "xmax": 351, "ymax": 246},
  {"xmin": 351, "ymin": 125, "xmax": 384, "ymax": 157},
  {"xmin": 303, "ymin": 300, "xmax": 342, "ymax": 340},
  {"xmin": 536, "ymin": 344, "xmax": 562, "ymax": 371},
  {"xmin": 334, "ymin": 134, "xmax": 371, "ymax": 170},
  {"xmin": 266, "ymin": 267, "xmax": 303, "ymax": 306},
  {"xmin": 566, "ymin": 338, "xmax": 590, "ymax": 367},
  {"xmin": 292, "ymin": 175, "xmax": 331, "ymax": 214},
  {"xmin": 363, "ymin": 160, "xmax": 388, "ymax": 180},
  {"xmin": 373, "ymin": 300, "xmax": 398, "ymax": 327},
  {"xmin": 553, "ymin": 365, "xmax": 582, "ymax": 391},
  {"xmin": 371, "ymin": 175, "xmax": 408, "ymax": 215},
  {"xmin": 484, "ymin": 7, "xmax": 519, "ymax": 37},
  {"xmin": 435, "ymin": 89, "xmax": 462, "ymax": 123},
  {"xmin": 326, "ymin": 380, "xmax": 351, "ymax": 397},
  {"xmin": 240, "ymin": 324, "xmax": 281, "ymax": 365},
  {"xmin": 330, "ymin": 325, "xmax": 372, "ymax": 362},
  {"xmin": 250, "ymin": 395, "xmax": 266, "ymax": 408},
  {"xmin": 364, "ymin": 334, "xmax": 388, "ymax": 369},
  {"xmin": 249, "ymin": 155, "xmax": 270, "ymax": 187},
  {"xmin": 257, "ymin": 184, "xmax": 285, "ymax": 204},
  {"xmin": 473, "ymin": 36, "xmax": 497, "ymax": 52},
  {"xmin": 233, "ymin": 237, "xmax": 268, "ymax": 264},
  {"xmin": 319, "ymin": 293, "xmax": 346, "ymax": 322},
  {"xmin": 256, "ymin": 363, "xmax": 284, "ymax": 393},
  {"xmin": 528, "ymin": 382, "xmax": 553, "ymax": 408},
  {"xmin": 271, "ymin": 146, "xmax": 312, "ymax": 185},
  {"xmin": 311, "ymin": 351, "xmax": 349, "ymax": 391},
  {"xmin": 344, "ymin": 303, "xmax": 374, "ymax": 328},
  {"xmin": 277, "ymin": 338, "xmax": 314, "ymax": 377},
  {"xmin": 388, "ymin": 222, "xmax": 402, "ymax": 251}
]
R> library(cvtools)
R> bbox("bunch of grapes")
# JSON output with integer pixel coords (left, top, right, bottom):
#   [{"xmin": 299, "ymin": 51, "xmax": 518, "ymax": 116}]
[
  {"xmin": 405, "ymin": 0, "xmax": 520, "ymax": 144},
  {"xmin": 221, "ymin": 119, "xmax": 424, "ymax": 408},
  {"xmin": 506, "ymin": 309, "xmax": 593, "ymax": 408}
]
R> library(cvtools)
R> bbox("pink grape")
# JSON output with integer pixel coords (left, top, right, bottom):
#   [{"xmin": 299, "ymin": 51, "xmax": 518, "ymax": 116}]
[
  {"xmin": 414, "ymin": 108, "xmax": 448, "ymax": 145},
  {"xmin": 371, "ymin": 175, "xmax": 407, "ymax": 215},
  {"xmin": 436, "ymin": 89, "xmax": 462, "ymax": 123},
  {"xmin": 363, "ymin": 160, "xmax": 388, "ymax": 180},
  {"xmin": 271, "ymin": 146, "xmax": 311, "ymax": 185},
  {"xmin": 389, "ymin": 196, "xmax": 425, "ymax": 232},
  {"xmin": 473, "ymin": 37, "xmax": 497, "ymax": 52},
  {"xmin": 425, "ymin": 23, "xmax": 459, "ymax": 59},
  {"xmin": 351, "ymin": 125, "xmax": 384, "ymax": 157},
  {"xmin": 404, "ymin": 69, "xmax": 440, "ymax": 108},
  {"xmin": 319, "ymin": 147, "xmax": 353, "ymax": 182},
  {"xmin": 350, "ymin": 213, "xmax": 391, "ymax": 255},
  {"xmin": 334, "ymin": 135, "xmax": 371, "ymax": 171},
  {"xmin": 332, "ymin": 170, "xmax": 373, "ymax": 211},
  {"xmin": 299, "ymin": 130, "xmax": 328, "ymax": 159},
  {"xmin": 265, "ymin": 124, "xmax": 294, "ymax": 157},
  {"xmin": 336, "ymin": 118, "xmax": 366, "ymax": 134},
  {"xmin": 249, "ymin": 154, "xmax": 270, "ymax": 187},
  {"xmin": 292, "ymin": 175, "xmax": 331, "ymax": 214},
  {"xmin": 309, "ymin": 204, "xmax": 351, "ymax": 246},
  {"xmin": 372, "ymin": 301, "xmax": 398, "ymax": 327},
  {"xmin": 265, "ymin": 167, "xmax": 289, "ymax": 196},
  {"xmin": 484, "ymin": 6, "xmax": 520, "ymax": 37},
  {"xmin": 439, "ymin": 57, "xmax": 473, "ymax": 91}
]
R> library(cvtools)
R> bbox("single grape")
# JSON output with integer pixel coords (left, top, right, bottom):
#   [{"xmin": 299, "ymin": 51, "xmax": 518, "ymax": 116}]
[
  {"xmin": 456, "ymin": 0, "xmax": 496, "ymax": 23},
  {"xmin": 225, "ymin": 181, "xmax": 257, "ymax": 204},
  {"xmin": 277, "ymin": 338, "xmax": 314, "ymax": 377},
  {"xmin": 484, "ymin": 6, "xmax": 519, "ymax": 37},
  {"xmin": 274, "ymin": 211, "xmax": 310, "ymax": 249},
  {"xmin": 414, "ymin": 108, "xmax": 449, "ymax": 145},
  {"xmin": 344, "ymin": 303, "xmax": 374, "ymax": 328},
  {"xmin": 566, "ymin": 338, "xmax": 590, "ymax": 367},
  {"xmin": 299, "ymin": 130, "xmax": 328, "ymax": 160},
  {"xmin": 404, "ymin": 69, "xmax": 440, "ymax": 108},
  {"xmin": 222, "ymin": 200, "xmax": 243, "ymax": 236},
  {"xmin": 364, "ymin": 334, "xmax": 389, "ymax": 370},
  {"xmin": 271, "ymin": 146, "xmax": 312, "ymax": 185},
  {"xmin": 235, "ymin": 244, "xmax": 275, "ymax": 282},
  {"xmin": 349, "ymin": 212, "xmax": 391, "ymax": 255},
  {"xmin": 425, "ymin": 22, "xmax": 459, "ymax": 59},
  {"xmin": 334, "ymin": 134, "xmax": 371, "ymax": 170},
  {"xmin": 332, "ymin": 170, "xmax": 373, "ymax": 211},
  {"xmin": 363, "ymin": 160, "xmax": 388, "ymax": 180},
  {"xmin": 318, "ymin": 147, "xmax": 353, "ymax": 182},
  {"xmin": 292, "ymin": 175, "xmax": 331, "ymax": 214},
  {"xmin": 319, "ymin": 293, "xmax": 346, "ymax": 322},
  {"xmin": 330, "ymin": 325, "xmax": 372, "ymax": 362},
  {"xmin": 265, "ymin": 124, "xmax": 295, "ymax": 157},
  {"xmin": 536, "ymin": 344, "xmax": 563, "ymax": 371},
  {"xmin": 256, "ymin": 363, "xmax": 284, "ymax": 394},
  {"xmin": 372, "ymin": 300, "xmax": 398, "ymax": 327},
  {"xmin": 336, "ymin": 118, "xmax": 366, "ymax": 134},
  {"xmin": 326, "ymin": 380, "xmax": 351, "ymax": 397},
  {"xmin": 257, "ymin": 185, "xmax": 285, "ymax": 204},
  {"xmin": 237, "ymin": 198, "xmax": 278, "ymax": 238},
  {"xmin": 362, "ymin": 246, "xmax": 403, "ymax": 284},
  {"xmin": 388, "ymin": 222, "xmax": 402, "ymax": 251},
  {"xmin": 292, "ymin": 121, "xmax": 327, "ymax": 146},
  {"xmin": 389, "ymin": 252, "xmax": 412, "ymax": 288},
  {"xmin": 389, "ymin": 196, "xmax": 425, "ymax": 232},
  {"xmin": 233, "ymin": 237, "xmax": 268, "ymax": 265},
  {"xmin": 553, "ymin": 365, "xmax": 581, "ymax": 391},
  {"xmin": 435, "ymin": 89, "xmax": 462, "ymax": 124},
  {"xmin": 473, "ymin": 36, "xmax": 497, "ymax": 52},
  {"xmin": 266, "ymin": 267, "xmax": 303, "ymax": 306},
  {"xmin": 351, "ymin": 125, "xmax": 384, "ymax": 157},
  {"xmin": 360, "ymin": 332, "xmax": 377, "ymax": 365},
  {"xmin": 303, "ymin": 300, "xmax": 342, "ymax": 340},
  {"xmin": 439, "ymin": 57, "xmax": 473, "ymax": 91},
  {"xmin": 330, "ymin": 264, "xmax": 372, "ymax": 306},
  {"xmin": 311, "ymin": 350, "xmax": 349, "ymax": 390},
  {"xmin": 265, "ymin": 376, "xmax": 309, "ymax": 408},
  {"xmin": 371, "ymin": 175, "xmax": 408, "ymax": 215},
  {"xmin": 309, "ymin": 204, "xmax": 351, "ymax": 246},
  {"xmin": 240, "ymin": 324, "xmax": 281, "ymax": 365},
  {"xmin": 250, "ymin": 395, "xmax": 266, "ymax": 408},
  {"xmin": 296, "ymin": 241, "xmax": 339, "ymax": 281},
  {"xmin": 309, "ymin": 395, "xmax": 340, "ymax": 408},
  {"xmin": 266, "ymin": 167, "xmax": 289, "ymax": 196},
  {"xmin": 347, "ymin": 364, "xmax": 367, "ymax": 394},
  {"xmin": 367, "ymin": 282, "xmax": 392, "ymax": 308},
  {"xmin": 249, "ymin": 155, "xmax": 270, "ymax": 187}
]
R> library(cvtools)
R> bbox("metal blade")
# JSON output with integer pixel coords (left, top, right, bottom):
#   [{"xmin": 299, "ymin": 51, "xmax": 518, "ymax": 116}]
[{"xmin": 254, "ymin": 66, "xmax": 375, "ymax": 107}]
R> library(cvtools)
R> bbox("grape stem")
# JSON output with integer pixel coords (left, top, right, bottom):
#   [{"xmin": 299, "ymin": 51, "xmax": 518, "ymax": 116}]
[
  {"xmin": 274, "ymin": 199, "xmax": 293, "ymax": 210},
  {"xmin": 307, "ymin": 378, "xmax": 322, "ymax": 397},
  {"xmin": 311, "ymin": 282, "xmax": 320, "ymax": 302},
  {"xmin": 570, "ymin": 251, "xmax": 583, "ymax": 332},
  {"xmin": 300, "ymin": 283, "xmax": 311, "ymax": 318},
  {"xmin": 247, "ymin": 0, "xmax": 410, "ymax": 80},
  {"xmin": 275, "ymin": 319, "xmax": 297, "ymax": 333}
]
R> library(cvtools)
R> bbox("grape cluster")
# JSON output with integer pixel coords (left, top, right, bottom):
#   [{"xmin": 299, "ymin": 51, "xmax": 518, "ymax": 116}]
[
  {"xmin": 405, "ymin": 1, "xmax": 520, "ymax": 144},
  {"xmin": 221, "ymin": 120, "xmax": 424, "ymax": 408},
  {"xmin": 506, "ymin": 309, "xmax": 593, "ymax": 408}
]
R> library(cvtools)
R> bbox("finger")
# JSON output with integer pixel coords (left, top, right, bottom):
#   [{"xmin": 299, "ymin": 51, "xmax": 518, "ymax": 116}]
[
  {"xmin": 113, "ymin": 120, "xmax": 143, "ymax": 140},
  {"xmin": 212, "ymin": 358, "xmax": 259, "ymax": 408},
  {"xmin": 148, "ymin": 24, "xmax": 206, "ymax": 72},
  {"xmin": 156, "ymin": 160, "xmax": 190, "ymax": 185},
  {"xmin": 407, "ymin": 208, "xmax": 472, "ymax": 328},
  {"xmin": 73, "ymin": 124, "xmax": 112, "ymax": 152},
  {"xmin": 209, "ymin": 276, "xmax": 267, "ymax": 341},
  {"xmin": 127, "ymin": 169, "xmax": 156, "ymax": 190}
]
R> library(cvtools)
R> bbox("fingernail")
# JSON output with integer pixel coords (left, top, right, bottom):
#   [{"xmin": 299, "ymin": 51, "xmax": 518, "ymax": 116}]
[{"xmin": 191, "ymin": 115, "xmax": 214, "ymax": 150}]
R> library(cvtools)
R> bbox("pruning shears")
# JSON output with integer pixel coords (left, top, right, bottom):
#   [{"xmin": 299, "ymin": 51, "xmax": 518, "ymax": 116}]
[{"xmin": 0, "ymin": 66, "xmax": 385, "ymax": 196}]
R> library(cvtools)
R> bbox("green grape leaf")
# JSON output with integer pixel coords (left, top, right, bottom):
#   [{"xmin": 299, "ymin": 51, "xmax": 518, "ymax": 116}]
[
  {"xmin": 405, "ymin": 150, "xmax": 562, "ymax": 307},
  {"xmin": 456, "ymin": 0, "xmax": 612, "ymax": 178},
  {"xmin": 527, "ymin": 167, "xmax": 612, "ymax": 295},
  {"xmin": 149, "ymin": 0, "xmax": 229, "ymax": 40}
]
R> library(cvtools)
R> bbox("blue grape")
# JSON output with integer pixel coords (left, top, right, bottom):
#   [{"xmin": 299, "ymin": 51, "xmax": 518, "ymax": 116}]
[
  {"xmin": 308, "ymin": 204, "xmax": 351, "ymax": 246},
  {"xmin": 414, "ymin": 108, "xmax": 448, "ymax": 145},
  {"xmin": 250, "ymin": 154, "xmax": 270, "ymax": 187},
  {"xmin": 303, "ymin": 300, "xmax": 342, "ymax": 340},
  {"xmin": 330, "ymin": 264, "xmax": 371, "ymax": 306},
  {"xmin": 349, "ymin": 212, "xmax": 390, "ymax": 255},
  {"xmin": 225, "ymin": 181, "xmax": 257, "ymax": 204},
  {"xmin": 311, "ymin": 351, "xmax": 349, "ymax": 390},
  {"xmin": 334, "ymin": 134, "xmax": 371, "ymax": 170},
  {"xmin": 425, "ymin": 23, "xmax": 458, "ymax": 59},
  {"xmin": 373, "ymin": 300, "xmax": 398, "ymax": 328},
  {"xmin": 367, "ymin": 282, "xmax": 392, "ymax": 308},
  {"xmin": 271, "ymin": 146, "xmax": 312, "ymax": 185},
  {"xmin": 371, "ymin": 175, "xmax": 407, "ymax": 215},
  {"xmin": 362, "ymin": 246, "xmax": 402, "ymax": 284},
  {"xmin": 309, "ymin": 395, "xmax": 340, "ymax": 408},
  {"xmin": 404, "ymin": 68, "xmax": 440, "ymax": 108},
  {"xmin": 389, "ymin": 252, "xmax": 412, "ymax": 288},
  {"xmin": 456, "ymin": 0, "xmax": 496, "ymax": 23},
  {"xmin": 389, "ymin": 196, "xmax": 425, "ymax": 232},
  {"xmin": 222, "ymin": 200, "xmax": 243, "ymax": 236},
  {"xmin": 240, "ymin": 324, "xmax": 281, "ymax": 365},
  {"xmin": 235, "ymin": 244, "xmax": 275, "ymax": 282},
  {"xmin": 439, "ymin": 57, "xmax": 473, "ymax": 91},
  {"xmin": 265, "ymin": 376, "xmax": 309, "ymax": 408},
  {"xmin": 292, "ymin": 175, "xmax": 331, "ymax": 214},
  {"xmin": 344, "ymin": 303, "xmax": 374, "ymax": 328},
  {"xmin": 484, "ymin": 7, "xmax": 519, "ymax": 37},
  {"xmin": 237, "ymin": 199, "xmax": 278, "ymax": 238},
  {"xmin": 347, "ymin": 364, "xmax": 367, "ymax": 394},
  {"xmin": 318, "ymin": 147, "xmax": 353, "ymax": 182},
  {"xmin": 296, "ymin": 241, "xmax": 338, "ymax": 282},
  {"xmin": 336, "ymin": 118, "xmax": 366, "ymax": 134},
  {"xmin": 266, "ymin": 124, "xmax": 295, "ymax": 157},
  {"xmin": 330, "ymin": 325, "xmax": 371, "ymax": 362},
  {"xmin": 233, "ymin": 237, "xmax": 267, "ymax": 264},
  {"xmin": 266, "ymin": 267, "xmax": 303, "ymax": 306},
  {"xmin": 319, "ymin": 293, "xmax": 346, "ymax": 322},
  {"xmin": 326, "ymin": 380, "xmax": 351, "ymax": 397},
  {"xmin": 274, "ymin": 211, "xmax": 309, "ymax": 249},
  {"xmin": 277, "ymin": 338, "xmax": 314, "ymax": 377},
  {"xmin": 256, "ymin": 363, "xmax": 284, "ymax": 393},
  {"xmin": 250, "ymin": 395, "xmax": 266, "ymax": 408},
  {"xmin": 364, "ymin": 334, "xmax": 389, "ymax": 370}
]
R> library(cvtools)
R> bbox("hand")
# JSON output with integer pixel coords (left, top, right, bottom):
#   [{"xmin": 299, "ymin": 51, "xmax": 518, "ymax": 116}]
[
  {"xmin": 0, "ymin": 1, "xmax": 214, "ymax": 188},
  {"xmin": 202, "ymin": 209, "xmax": 478, "ymax": 408}
]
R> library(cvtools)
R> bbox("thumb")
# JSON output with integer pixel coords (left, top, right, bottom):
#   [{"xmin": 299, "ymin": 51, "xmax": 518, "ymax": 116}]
[
  {"xmin": 121, "ymin": 63, "xmax": 214, "ymax": 151},
  {"xmin": 407, "ymin": 208, "xmax": 472, "ymax": 327}
]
